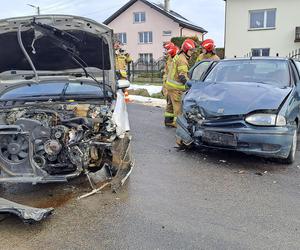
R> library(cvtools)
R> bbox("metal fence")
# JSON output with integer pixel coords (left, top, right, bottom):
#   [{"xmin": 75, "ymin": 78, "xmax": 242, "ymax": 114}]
[
  {"xmin": 288, "ymin": 49, "xmax": 300, "ymax": 60},
  {"xmin": 128, "ymin": 58, "xmax": 165, "ymax": 83}
]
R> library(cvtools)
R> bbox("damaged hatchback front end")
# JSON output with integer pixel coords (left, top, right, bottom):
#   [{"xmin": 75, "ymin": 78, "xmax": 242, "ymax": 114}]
[{"xmin": 177, "ymin": 58, "xmax": 300, "ymax": 163}]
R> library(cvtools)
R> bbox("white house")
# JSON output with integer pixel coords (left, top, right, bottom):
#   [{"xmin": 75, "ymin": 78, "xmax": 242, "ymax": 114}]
[
  {"xmin": 224, "ymin": 0, "xmax": 300, "ymax": 58},
  {"xmin": 104, "ymin": 0, "xmax": 207, "ymax": 62}
]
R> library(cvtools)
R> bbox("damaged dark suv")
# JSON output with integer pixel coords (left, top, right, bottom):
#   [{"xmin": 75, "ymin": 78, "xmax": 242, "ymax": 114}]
[
  {"xmin": 0, "ymin": 15, "xmax": 133, "ymax": 219},
  {"xmin": 176, "ymin": 57, "xmax": 300, "ymax": 163}
]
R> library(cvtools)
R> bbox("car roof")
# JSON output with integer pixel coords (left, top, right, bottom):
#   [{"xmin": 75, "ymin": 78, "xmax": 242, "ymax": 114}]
[{"xmin": 223, "ymin": 57, "xmax": 289, "ymax": 61}]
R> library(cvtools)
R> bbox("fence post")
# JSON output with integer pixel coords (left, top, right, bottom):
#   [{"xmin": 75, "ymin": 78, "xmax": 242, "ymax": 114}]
[
  {"xmin": 132, "ymin": 62, "xmax": 135, "ymax": 82},
  {"xmin": 151, "ymin": 61, "xmax": 154, "ymax": 83}
]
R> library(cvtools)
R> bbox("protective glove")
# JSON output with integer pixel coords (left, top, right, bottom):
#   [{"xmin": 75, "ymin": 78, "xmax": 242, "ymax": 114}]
[{"xmin": 178, "ymin": 74, "xmax": 187, "ymax": 84}]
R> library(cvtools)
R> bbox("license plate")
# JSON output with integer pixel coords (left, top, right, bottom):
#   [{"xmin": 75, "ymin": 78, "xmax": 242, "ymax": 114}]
[{"xmin": 202, "ymin": 131, "xmax": 237, "ymax": 147}]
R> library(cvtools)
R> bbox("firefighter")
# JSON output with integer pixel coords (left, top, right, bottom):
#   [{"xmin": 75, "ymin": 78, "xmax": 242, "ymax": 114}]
[
  {"xmin": 162, "ymin": 41, "xmax": 175, "ymax": 96},
  {"xmin": 114, "ymin": 40, "xmax": 133, "ymax": 79},
  {"xmin": 165, "ymin": 38, "xmax": 196, "ymax": 127},
  {"xmin": 164, "ymin": 45, "xmax": 180, "ymax": 126},
  {"xmin": 196, "ymin": 39, "xmax": 220, "ymax": 62}
]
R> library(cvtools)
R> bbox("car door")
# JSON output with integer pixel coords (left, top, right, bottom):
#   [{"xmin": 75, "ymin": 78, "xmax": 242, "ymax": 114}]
[
  {"xmin": 188, "ymin": 60, "xmax": 217, "ymax": 82},
  {"xmin": 291, "ymin": 60, "xmax": 300, "ymax": 127}
]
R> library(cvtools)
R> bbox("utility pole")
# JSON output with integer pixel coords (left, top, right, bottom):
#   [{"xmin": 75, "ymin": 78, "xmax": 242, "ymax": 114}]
[{"xmin": 28, "ymin": 4, "xmax": 40, "ymax": 15}]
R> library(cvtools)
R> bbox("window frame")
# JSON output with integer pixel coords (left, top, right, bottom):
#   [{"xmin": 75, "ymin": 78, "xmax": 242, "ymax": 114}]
[
  {"xmin": 251, "ymin": 48, "xmax": 270, "ymax": 57},
  {"xmin": 133, "ymin": 12, "xmax": 146, "ymax": 23},
  {"xmin": 163, "ymin": 30, "xmax": 172, "ymax": 36},
  {"xmin": 138, "ymin": 31, "xmax": 153, "ymax": 44},
  {"xmin": 117, "ymin": 32, "xmax": 127, "ymax": 44},
  {"xmin": 249, "ymin": 8, "xmax": 276, "ymax": 30},
  {"xmin": 138, "ymin": 53, "xmax": 153, "ymax": 63},
  {"xmin": 295, "ymin": 27, "xmax": 300, "ymax": 42}
]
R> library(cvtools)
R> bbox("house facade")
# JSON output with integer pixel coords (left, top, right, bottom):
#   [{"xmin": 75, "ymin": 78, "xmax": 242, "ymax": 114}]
[
  {"xmin": 104, "ymin": 0, "xmax": 207, "ymax": 62},
  {"xmin": 224, "ymin": 0, "xmax": 300, "ymax": 58}
]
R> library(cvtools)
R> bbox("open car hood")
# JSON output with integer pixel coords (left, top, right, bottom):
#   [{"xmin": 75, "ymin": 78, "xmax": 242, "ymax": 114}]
[
  {"xmin": 183, "ymin": 81, "xmax": 292, "ymax": 117},
  {"xmin": 0, "ymin": 15, "xmax": 114, "ymax": 76}
]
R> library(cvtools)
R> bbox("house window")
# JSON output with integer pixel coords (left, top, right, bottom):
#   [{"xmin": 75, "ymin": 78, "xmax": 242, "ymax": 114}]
[
  {"xmin": 139, "ymin": 53, "xmax": 153, "ymax": 63},
  {"xmin": 249, "ymin": 9, "xmax": 276, "ymax": 29},
  {"xmin": 117, "ymin": 33, "xmax": 127, "ymax": 44},
  {"xmin": 139, "ymin": 32, "xmax": 153, "ymax": 43},
  {"xmin": 251, "ymin": 48, "xmax": 270, "ymax": 57},
  {"xmin": 134, "ymin": 12, "xmax": 146, "ymax": 23},
  {"xmin": 295, "ymin": 27, "xmax": 300, "ymax": 42},
  {"xmin": 163, "ymin": 30, "xmax": 172, "ymax": 36}
]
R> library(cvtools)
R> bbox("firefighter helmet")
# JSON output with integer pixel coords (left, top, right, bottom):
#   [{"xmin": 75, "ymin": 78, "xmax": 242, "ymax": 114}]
[
  {"xmin": 167, "ymin": 45, "xmax": 179, "ymax": 57},
  {"xmin": 164, "ymin": 41, "xmax": 175, "ymax": 50},
  {"xmin": 181, "ymin": 39, "xmax": 196, "ymax": 53},
  {"xmin": 202, "ymin": 39, "xmax": 215, "ymax": 52}
]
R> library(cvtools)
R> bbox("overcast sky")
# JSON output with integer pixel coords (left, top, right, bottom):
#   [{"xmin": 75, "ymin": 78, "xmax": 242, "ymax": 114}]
[{"xmin": 0, "ymin": 0, "xmax": 225, "ymax": 46}]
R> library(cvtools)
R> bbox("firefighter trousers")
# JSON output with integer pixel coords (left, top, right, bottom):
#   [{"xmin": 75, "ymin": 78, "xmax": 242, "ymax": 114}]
[{"xmin": 164, "ymin": 87, "xmax": 184, "ymax": 126}]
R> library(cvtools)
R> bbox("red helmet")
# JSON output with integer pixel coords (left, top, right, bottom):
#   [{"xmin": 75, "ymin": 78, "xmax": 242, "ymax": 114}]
[
  {"xmin": 164, "ymin": 42, "xmax": 175, "ymax": 50},
  {"xmin": 202, "ymin": 39, "xmax": 215, "ymax": 52},
  {"xmin": 167, "ymin": 45, "xmax": 179, "ymax": 57},
  {"xmin": 181, "ymin": 39, "xmax": 196, "ymax": 53}
]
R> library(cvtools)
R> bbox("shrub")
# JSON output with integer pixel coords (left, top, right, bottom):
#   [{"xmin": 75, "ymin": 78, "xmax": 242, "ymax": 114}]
[{"xmin": 127, "ymin": 89, "xmax": 150, "ymax": 97}]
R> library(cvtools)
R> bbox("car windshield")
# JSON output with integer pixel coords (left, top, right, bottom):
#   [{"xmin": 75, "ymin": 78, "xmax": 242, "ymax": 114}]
[
  {"xmin": 204, "ymin": 59, "xmax": 290, "ymax": 88},
  {"xmin": 0, "ymin": 82, "xmax": 104, "ymax": 101}
]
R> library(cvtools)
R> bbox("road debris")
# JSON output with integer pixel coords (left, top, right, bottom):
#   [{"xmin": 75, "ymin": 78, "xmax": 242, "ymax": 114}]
[
  {"xmin": 219, "ymin": 160, "xmax": 227, "ymax": 163},
  {"xmin": 77, "ymin": 182, "xmax": 111, "ymax": 200},
  {"xmin": 0, "ymin": 198, "xmax": 53, "ymax": 223}
]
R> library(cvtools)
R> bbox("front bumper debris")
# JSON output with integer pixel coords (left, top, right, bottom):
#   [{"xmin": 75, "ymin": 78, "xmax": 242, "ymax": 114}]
[{"xmin": 0, "ymin": 197, "xmax": 53, "ymax": 223}]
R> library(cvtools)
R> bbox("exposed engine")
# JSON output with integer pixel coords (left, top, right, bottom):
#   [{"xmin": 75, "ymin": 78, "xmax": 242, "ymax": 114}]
[{"xmin": 0, "ymin": 102, "xmax": 123, "ymax": 179}]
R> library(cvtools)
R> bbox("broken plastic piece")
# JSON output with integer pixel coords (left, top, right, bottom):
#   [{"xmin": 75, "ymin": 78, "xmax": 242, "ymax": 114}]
[{"xmin": 0, "ymin": 197, "xmax": 53, "ymax": 223}]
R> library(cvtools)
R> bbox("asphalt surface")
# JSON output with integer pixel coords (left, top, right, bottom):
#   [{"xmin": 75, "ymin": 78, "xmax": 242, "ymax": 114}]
[{"xmin": 0, "ymin": 103, "xmax": 299, "ymax": 250}]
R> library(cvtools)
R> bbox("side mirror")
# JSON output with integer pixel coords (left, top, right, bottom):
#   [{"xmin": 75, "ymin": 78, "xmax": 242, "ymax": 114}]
[{"xmin": 117, "ymin": 79, "xmax": 130, "ymax": 89}]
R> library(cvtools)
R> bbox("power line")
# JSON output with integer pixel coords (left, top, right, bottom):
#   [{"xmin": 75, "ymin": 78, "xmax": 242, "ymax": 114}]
[
  {"xmin": 80, "ymin": 3, "xmax": 122, "ymax": 17},
  {"xmin": 42, "ymin": 0, "xmax": 85, "ymax": 12}
]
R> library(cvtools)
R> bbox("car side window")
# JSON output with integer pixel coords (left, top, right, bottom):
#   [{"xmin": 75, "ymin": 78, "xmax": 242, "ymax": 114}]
[
  {"xmin": 295, "ymin": 61, "xmax": 300, "ymax": 79},
  {"xmin": 290, "ymin": 61, "xmax": 300, "ymax": 83},
  {"xmin": 190, "ymin": 61, "xmax": 214, "ymax": 81}
]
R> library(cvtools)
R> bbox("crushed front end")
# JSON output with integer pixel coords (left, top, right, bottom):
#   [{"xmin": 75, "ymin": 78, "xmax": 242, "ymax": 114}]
[
  {"xmin": 0, "ymin": 99, "xmax": 133, "ymax": 187},
  {"xmin": 176, "ymin": 107, "xmax": 294, "ymax": 159}
]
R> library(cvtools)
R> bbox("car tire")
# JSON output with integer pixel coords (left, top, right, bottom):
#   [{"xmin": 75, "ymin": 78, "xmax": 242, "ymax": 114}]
[{"xmin": 283, "ymin": 130, "xmax": 297, "ymax": 164}]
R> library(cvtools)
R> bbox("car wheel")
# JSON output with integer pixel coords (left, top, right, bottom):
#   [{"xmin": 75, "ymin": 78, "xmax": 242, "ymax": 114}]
[{"xmin": 283, "ymin": 130, "xmax": 297, "ymax": 164}]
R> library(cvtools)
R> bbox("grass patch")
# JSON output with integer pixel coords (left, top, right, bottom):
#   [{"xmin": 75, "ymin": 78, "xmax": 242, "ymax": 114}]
[
  {"xmin": 132, "ymin": 82, "xmax": 163, "ymax": 86},
  {"xmin": 128, "ymin": 88, "xmax": 150, "ymax": 97},
  {"xmin": 151, "ymin": 92, "xmax": 165, "ymax": 99}
]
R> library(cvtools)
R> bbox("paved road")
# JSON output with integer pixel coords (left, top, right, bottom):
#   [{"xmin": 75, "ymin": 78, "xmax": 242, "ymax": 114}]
[{"xmin": 0, "ymin": 104, "xmax": 299, "ymax": 250}]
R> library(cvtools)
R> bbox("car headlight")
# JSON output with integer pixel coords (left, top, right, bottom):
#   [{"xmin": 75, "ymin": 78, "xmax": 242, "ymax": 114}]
[{"xmin": 245, "ymin": 114, "xmax": 286, "ymax": 126}]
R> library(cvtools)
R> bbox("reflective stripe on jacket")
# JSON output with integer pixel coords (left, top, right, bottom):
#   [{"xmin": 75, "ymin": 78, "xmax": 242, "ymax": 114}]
[
  {"xmin": 166, "ymin": 53, "xmax": 189, "ymax": 91},
  {"xmin": 115, "ymin": 54, "xmax": 133, "ymax": 71}
]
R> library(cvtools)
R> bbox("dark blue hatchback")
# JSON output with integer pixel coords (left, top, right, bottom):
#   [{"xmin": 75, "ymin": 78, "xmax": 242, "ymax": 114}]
[{"xmin": 176, "ymin": 58, "xmax": 300, "ymax": 163}]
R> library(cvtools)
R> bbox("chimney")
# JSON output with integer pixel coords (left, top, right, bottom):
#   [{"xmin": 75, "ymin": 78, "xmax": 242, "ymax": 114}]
[{"xmin": 164, "ymin": 0, "xmax": 170, "ymax": 11}]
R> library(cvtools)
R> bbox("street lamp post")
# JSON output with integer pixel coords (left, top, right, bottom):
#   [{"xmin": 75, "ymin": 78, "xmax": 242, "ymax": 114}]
[{"xmin": 27, "ymin": 4, "xmax": 40, "ymax": 15}]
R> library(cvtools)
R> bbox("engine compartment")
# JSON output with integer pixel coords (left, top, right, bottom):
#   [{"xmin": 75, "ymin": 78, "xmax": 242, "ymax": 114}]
[{"xmin": 0, "ymin": 102, "xmax": 123, "ymax": 180}]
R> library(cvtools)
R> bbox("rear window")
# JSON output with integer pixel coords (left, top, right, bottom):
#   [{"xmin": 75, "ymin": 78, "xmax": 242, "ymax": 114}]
[{"xmin": 204, "ymin": 60, "xmax": 290, "ymax": 88}]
